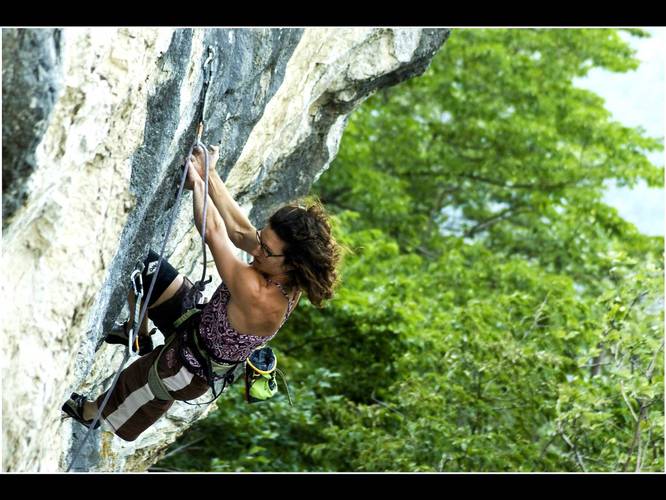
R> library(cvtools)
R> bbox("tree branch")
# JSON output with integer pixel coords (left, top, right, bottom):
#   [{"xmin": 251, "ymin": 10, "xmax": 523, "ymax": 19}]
[
  {"xmin": 538, "ymin": 433, "xmax": 559, "ymax": 462},
  {"xmin": 464, "ymin": 205, "xmax": 528, "ymax": 238},
  {"xmin": 522, "ymin": 291, "xmax": 551, "ymax": 340},
  {"xmin": 635, "ymin": 425, "xmax": 643, "ymax": 473},
  {"xmin": 591, "ymin": 290, "xmax": 649, "ymax": 377},
  {"xmin": 637, "ymin": 425, "xmax": 652, "ymax": 473},
  {"xmin": 619, "ymin": 381, "xmax": 639, "ymax": 423},
  {"xmin": 370, "ymin": 394, "xmax": 407, "ymax": 419},
  {"xmin": 621, "ymin": 339, "xmax": 663, "ymax": 472},
  {"xmin": 160, "ymin": 437, "xmax": 205, "ymax": 460},
  {"xmin": 623, "ymin": 403, "xmax": 648, "ymax": 472},
  {"xmin": 457, "ymin": 172, "xmax": 578, "ymax": 191},
  {"xmin": 558, "ymin": 431, "xmax": 588, "ymax": 472},
  {"xmin": 415, "ymin": 245, "xmax": 438, "ymax": 260},
  {"xmin": 556, "ymin": 415, "xmax": 587, "ymax": 472},
  {"xmin": 645, "ymin": 339, "xmax": 664, "ymax": 383}
]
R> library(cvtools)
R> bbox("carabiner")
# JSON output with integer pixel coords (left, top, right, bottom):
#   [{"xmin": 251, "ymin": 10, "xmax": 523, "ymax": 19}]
[{"xmin": 130, "ymin": 268, "xmax": 143, "ymax": 299}]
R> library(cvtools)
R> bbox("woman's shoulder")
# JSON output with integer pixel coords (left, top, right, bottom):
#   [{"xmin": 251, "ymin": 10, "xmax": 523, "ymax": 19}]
[{"xmin": 262, "ymin": 278, "xmax": 302, "ymax": 316}]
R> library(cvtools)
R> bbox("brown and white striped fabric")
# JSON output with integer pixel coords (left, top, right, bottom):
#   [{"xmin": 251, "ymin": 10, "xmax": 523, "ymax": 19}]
[
  {"xmin": 95, "ymin": 276, "xmax": 211, "ymax": 442},
  {"xmin": 95, "ymin": 334, "xmax": 209, "ymax": 442},
  {"xmin": 94, "ymin": 271, "xmax": 296, "ymax": 442}
]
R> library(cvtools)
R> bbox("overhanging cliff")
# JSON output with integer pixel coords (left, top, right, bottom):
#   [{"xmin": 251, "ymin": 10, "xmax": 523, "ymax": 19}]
[{"xmin": 2, "ymin": 27, "xmax": 450, "ymax": 472}]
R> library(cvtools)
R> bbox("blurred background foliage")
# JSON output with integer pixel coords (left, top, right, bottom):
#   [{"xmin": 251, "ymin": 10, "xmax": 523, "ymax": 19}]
[{"xmin": 156, "ymin": 28, "xmax": 664, "ymax": 472}]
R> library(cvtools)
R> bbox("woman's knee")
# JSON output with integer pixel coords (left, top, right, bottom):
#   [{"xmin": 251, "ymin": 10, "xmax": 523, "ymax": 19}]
[{"xmin": 140, "ymin": 250, "xmax": 180, "ymax": 308}]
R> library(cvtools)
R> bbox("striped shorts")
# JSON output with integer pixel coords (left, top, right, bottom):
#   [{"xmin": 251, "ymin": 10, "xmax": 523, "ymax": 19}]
[{"xmin": 95, "ymin": 277, "xmax": 209, "ymax": 442}]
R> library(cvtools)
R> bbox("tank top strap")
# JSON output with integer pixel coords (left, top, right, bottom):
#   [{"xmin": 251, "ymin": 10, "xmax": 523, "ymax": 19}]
[
  {"xmin": 265, "ymin": 277, "xmax": 292, "ymax": 302},
  {"xmin": 284, "ymin": 290, "xmax": 302, "ymax": 319},
  {"xmin": 266, "ymin": 277, "xmax": 298, "ymax": 321}
]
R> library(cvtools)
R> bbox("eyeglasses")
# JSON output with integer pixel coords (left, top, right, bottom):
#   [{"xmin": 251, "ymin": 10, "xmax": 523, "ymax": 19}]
[{"xmin": 256, "ymin": 229, "xmax": 284, "ymax": 258}]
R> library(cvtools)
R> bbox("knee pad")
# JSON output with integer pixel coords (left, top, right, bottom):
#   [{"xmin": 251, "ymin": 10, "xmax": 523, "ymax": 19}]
[{"xmin": 141, "ymin": 250, "xmax": 179, "ymax": 307}]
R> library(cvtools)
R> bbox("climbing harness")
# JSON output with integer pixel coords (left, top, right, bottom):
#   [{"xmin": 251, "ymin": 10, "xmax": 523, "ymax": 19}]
[
  {"xmin": 145, "ymin": 305, "xmax": 244, "ymax": 406},
  {"xmin": 147, "ymin": 304, "xmax": 293, "ymax": 407},
  {"xmin": 66, "ymin": 47, "xmax": 218, "ymax": 472}
]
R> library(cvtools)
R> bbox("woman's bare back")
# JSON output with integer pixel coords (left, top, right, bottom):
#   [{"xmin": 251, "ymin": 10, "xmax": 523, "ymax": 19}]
[{"xmin": 226, "ymin": 272, "xmax": 301, "ymax": 337}]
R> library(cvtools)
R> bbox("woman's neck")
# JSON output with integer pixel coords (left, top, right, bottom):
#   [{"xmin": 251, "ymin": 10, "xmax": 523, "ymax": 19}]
[
  {"xmin": 251, "ymin": 261, "xmax": 295, "ymax": 292},
  {"xmin": 261, "ymin": 270, "xmax": 291, "ymax": 288}
]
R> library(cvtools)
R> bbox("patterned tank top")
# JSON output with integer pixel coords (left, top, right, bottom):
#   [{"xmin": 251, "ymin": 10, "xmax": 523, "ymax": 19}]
[{"xmin": 179, "ymin": 277, "xmax": 298, "ymax": 379}]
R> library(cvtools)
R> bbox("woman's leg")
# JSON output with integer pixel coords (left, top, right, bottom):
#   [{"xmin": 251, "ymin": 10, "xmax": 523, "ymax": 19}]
[
  {"xmin": 149, "ymin": 274, "xmax": 184, "ymax": 309},
  {"xmin": 84, "ymin": 338, "xmax": 209, "ymax": 441},
  {"xmin": 125, "ymin": 250, "xmax": 186, "ymax": 336},
  {"xmin": 141, "ymin": 250, "xmax": 183, "ymax": 309},
  {"xmin": 125, "ymin": 275, "xmax": 185, "ymax": 336},
  {"xmin": 89, "ymin": 347, "xmax": 173, "ymax": 441}
]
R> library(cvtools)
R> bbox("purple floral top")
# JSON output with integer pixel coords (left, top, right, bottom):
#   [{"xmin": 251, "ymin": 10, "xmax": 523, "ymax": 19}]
[{"xmin": 179, "ymin": 278, "xmax": 298, "ymax": 379}]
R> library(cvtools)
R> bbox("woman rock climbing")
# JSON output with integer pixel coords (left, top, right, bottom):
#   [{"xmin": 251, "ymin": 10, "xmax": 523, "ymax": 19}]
[{"xmin": 62, "ymin": 144, "xmax": 343, "ymax": 441}]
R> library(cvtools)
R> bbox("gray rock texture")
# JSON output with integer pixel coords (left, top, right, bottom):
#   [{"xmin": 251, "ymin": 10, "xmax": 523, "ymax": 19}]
[
  {"xmin": 2, "ymin": 27, "xmax": 450, "ymax": 472},
  {"xmin": 2, "ymin": 28, "xmax": 64, "ymax": 227}
]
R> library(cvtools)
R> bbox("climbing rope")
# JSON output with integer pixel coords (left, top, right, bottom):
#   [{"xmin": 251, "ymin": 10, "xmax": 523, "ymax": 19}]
[
  {"xmin": 185, "ymin": 45, "xmax": 216, "ymax": 304},
  {"xmin": 66, "ymin": 48, "xmax": 216, "ymax": 472},
  {"xmin": 276, "ymin": 368, "xmax": 294, "ymax": 406}
]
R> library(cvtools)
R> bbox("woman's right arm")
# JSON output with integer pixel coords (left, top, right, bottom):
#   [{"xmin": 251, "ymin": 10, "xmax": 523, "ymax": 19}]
[
  {"xmin": 193, "ymin": 146, "xmax": 258, "ymax": 253},
  {"xmin": 208, "ymin": 171, "xmax": 263, "ymax": 256}
]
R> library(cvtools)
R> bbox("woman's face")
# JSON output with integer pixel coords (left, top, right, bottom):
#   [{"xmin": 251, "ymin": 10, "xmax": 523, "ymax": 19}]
[{"xmin": 251, "ymin": 225, "xmax": 292, "ymax": 275}]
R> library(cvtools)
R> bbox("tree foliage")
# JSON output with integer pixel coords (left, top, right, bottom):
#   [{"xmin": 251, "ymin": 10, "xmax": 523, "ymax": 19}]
[{"xmin": 156, "ymin": 28, "xmax": 664, "ymax": 472}]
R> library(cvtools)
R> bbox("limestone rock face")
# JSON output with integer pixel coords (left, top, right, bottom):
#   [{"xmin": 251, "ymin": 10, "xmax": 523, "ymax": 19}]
[{"xmin": 1, "ymin": 27, "xmax": 450, "ymax": 472}]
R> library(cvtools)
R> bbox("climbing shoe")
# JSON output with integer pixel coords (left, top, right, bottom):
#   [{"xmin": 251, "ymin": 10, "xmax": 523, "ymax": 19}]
[
  {"xmin": 61, "ymin": 393, "xmax": 101, "ymax": 430},
  {"xmin": 104, "ymin": 320, "xmax": 155, "ymax": 356}
]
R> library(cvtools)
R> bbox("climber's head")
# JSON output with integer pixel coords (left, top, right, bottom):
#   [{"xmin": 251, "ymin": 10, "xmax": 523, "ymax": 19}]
[
  {"xmin": 260, "ymin": 195, "xmax": 349, "ymax": 308},
  {"xmin": 252, "ymin": 224, "xmax": 291, "ymax": 273}
]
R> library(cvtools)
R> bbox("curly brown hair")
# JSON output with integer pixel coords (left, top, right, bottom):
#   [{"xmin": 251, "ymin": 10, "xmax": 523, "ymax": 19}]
[{"xmin": 268, "ymin": 195, "xmax": 348, "ymax": 308}]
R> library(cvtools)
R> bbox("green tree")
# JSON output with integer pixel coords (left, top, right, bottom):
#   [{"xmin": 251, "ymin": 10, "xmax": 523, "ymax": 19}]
[{"xmin": 156, "ymin": 28, "xmax": 663, "ymax": 472}]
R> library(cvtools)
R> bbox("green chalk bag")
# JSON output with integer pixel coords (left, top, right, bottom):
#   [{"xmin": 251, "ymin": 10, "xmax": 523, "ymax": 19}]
[{"xmin": 244, "ymin": 347, "xmax": 292, "ymax": 405}]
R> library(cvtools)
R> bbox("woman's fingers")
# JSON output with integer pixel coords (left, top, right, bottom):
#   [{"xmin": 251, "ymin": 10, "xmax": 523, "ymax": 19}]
[
  {"xmin": 207, "ymin": 145, "xmax": 220, "ymax": 165},
  {"xmin": 189, "ymin": 144, "xmax": 218, "ymax": 176}
]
